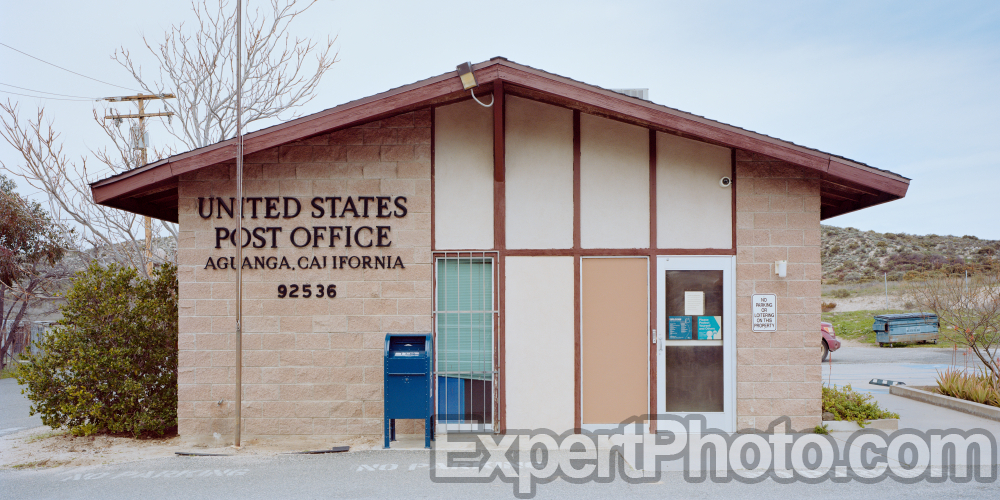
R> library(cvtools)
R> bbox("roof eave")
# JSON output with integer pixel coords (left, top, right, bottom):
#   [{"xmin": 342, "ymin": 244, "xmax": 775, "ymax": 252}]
[{"xmin": 91, "ymin": 57, "xmax": 910, "ymax": 222}]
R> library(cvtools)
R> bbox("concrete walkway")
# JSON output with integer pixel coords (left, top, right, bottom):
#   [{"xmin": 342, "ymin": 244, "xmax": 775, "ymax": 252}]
[{"xmin": 823, "ymin": 345, "xmax": 1000, "ymax": 432}]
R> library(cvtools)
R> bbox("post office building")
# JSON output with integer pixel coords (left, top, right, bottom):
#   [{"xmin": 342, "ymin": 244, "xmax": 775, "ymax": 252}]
[{"xmin": 91, "ymin": 57, "xmax": 910, "ymax": 442}]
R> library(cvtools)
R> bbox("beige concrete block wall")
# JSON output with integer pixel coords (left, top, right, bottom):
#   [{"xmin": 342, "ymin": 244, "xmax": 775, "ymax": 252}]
[
  {"xmin": 734, "ymin": 149, "xmax": 822, "ymax": 432},
  {"xmin": 176, "ymin": 110, "xmax": 432, "ymax": 443}
]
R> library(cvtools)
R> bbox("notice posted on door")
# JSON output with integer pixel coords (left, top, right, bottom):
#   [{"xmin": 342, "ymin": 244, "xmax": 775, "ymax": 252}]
[{"xmin": 751, "ymin": 294, "xmax": 776, "ymax": 332}]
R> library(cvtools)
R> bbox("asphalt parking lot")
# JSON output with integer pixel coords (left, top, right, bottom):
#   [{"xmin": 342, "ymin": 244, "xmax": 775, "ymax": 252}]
[
  {"xmin": 0, "ymin": 377, "xmax": 42, "ymax": 437},
  {"xmin": 2, "ymin": 345, "xmax": 998, "ymax": 498},
  {"xmin": 822, "ymin": 345, "xmax": 987, "ymax": 393}
]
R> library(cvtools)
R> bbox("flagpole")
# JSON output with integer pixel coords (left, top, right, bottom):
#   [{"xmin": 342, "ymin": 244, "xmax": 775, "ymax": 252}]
[{"xmin": 234, "ymin": 0, "xmax": 244, "ymax": 448}]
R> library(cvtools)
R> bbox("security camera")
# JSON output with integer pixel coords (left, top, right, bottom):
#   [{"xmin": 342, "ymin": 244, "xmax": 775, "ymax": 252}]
[{"xmin": 719, "ymin": 177, "xmax": 732, "ymax": 188}]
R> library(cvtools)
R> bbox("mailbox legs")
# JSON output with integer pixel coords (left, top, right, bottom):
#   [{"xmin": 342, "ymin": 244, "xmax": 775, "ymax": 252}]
[
  {"xmin": 384, "ymin": 417, "xmax": 389, "ymax": 449},
  {"xmin": 383, "ymin": 418, "xmax": 398, "ymax": 448},
  {"xmin": 383, "ymin": 417, "xmax": 432, "ymax": 449},
  {"xmin": 424, "ymin": 416, "xmax": 431, "ymax": 449}
]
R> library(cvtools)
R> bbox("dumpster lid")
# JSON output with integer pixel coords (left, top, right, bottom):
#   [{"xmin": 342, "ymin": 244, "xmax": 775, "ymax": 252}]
[{"xmin": 873, "ymin": 312, "xmax": 938, "ymax": 321}]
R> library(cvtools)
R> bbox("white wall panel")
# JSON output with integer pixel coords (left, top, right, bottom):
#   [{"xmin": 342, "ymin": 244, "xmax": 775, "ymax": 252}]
[
  {"xmin": 434, "ymin": 100, "xmax": 493, "ymax": 250},
  {"xmin": 505, "ymin": 97, "xmax": 574, "ymax": 249},
  {"xmin": 580, "ymin": 114, "xmax": 649, "ymax": 249},
  {"xmin": 504, "ymin": 256, "xmax": 575, "ymax": 432},
  {"xmin": 656, "ymin": 132, "xmax": 732, "ymax": 248}
]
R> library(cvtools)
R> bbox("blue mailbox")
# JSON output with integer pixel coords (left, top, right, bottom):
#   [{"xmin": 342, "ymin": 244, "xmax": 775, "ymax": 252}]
[{"xmin": 384, "ymin": 333, "xmax": 434, "ymax": 449}]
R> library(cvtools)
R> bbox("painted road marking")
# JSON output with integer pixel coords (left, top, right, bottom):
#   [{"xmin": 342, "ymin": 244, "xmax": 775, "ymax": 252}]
[
  {"xmin": 355, "ymin": 463, "xmax": 522, "ymax": 472},
  {"xmin": 57, "ymin": 469, "xmax": 250, "ymax": 481}
]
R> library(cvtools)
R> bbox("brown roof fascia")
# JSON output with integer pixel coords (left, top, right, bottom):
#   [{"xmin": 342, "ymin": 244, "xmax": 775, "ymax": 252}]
[
  {"xmin": 91, "ymin": 62, "xmax": 500, "ymax": 204},
  {"xmin": 91, "ymin": 58, "xmax": 909, "ymax": 208},
  {"xmin": 492, "ymin": 61, "xmax": 909, "ymax": 198}
]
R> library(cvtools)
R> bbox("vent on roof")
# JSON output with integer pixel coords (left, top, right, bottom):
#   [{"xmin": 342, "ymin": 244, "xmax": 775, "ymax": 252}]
[{"xmin": 610, "ymin": 88, "xmax": 649, "ymax": 101}]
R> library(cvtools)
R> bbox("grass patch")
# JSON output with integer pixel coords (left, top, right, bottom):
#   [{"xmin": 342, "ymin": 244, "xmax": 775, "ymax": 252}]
[
  {"xmin": 25, "ymin": 429, "xmax": 68, "ymax": 443},
  {"xmin": 0, "ymin": 366, "xmax": 17, "ymax": 379},
  {"xmin": 822, "ymin": 309, "xmax": 904, "ymax": 344},
  {"xmin": 9, "ymin": 458, "xmax": 69, "ymax": 469}
]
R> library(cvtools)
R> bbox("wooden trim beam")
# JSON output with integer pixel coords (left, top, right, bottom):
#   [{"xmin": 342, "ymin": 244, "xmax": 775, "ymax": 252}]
[
  {"xmin": 493, "ymin": 82, "xmax": 506, "ymax": 183},
  {"xmin": 503, "ymin": 248, "xmax": 737, "ymax": 257},
  {"xmin": 647, "ymin": 128, "xmax": 658, "ymax": 433},
  {"xmin": 492, "ymin": 81, "xmax": 507, "ymax": 434},
  {"xmin": 572, "ymin": 110, "xmax": 582, "ymax": 433}
]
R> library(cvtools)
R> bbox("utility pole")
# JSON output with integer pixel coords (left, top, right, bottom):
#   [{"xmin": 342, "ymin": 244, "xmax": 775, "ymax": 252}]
[
  {"xmin": 234, "ymin": 0, "xmax": 245, "ymax": 449},
  {"xmin": 102, "ymin": 93, "xmax": 175, "ymax": 275}
]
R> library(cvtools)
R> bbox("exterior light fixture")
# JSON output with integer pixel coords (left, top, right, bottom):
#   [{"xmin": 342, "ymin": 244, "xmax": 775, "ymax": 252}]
[
  {"xmin": 775, "ymin": 260, "xmax": 787, "ymax": 278},
  {"xmin": 456, "ymin": 61, "xmax": 493, "ymax": 108},
  {"xmin": 456, "ymin": 62, "xmax": 478, "ymax": 90}
]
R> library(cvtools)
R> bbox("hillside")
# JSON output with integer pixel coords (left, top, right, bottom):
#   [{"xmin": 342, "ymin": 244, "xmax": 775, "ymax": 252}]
[{"xmin": 821, "ymin": 225, "xmax": 1000, "ymax": 284}]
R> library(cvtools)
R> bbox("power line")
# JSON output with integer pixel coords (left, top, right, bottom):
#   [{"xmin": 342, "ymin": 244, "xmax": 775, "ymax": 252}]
[
  {"xmin": 0, "ymin": 89, "xmax": 94, "ymax": 102},
  {"xmin": 0, "ymin": 82, "xmax": 99, "ymax": 100},
  {"xmin": 0, "ymin": 42, "xmax": 139, "ymax": 92}
]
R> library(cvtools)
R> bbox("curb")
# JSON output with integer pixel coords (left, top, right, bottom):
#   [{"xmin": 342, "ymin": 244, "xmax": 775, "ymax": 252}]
[
  {"xmin": 890, "ymin": 385, "xmax": 1000, "ymax": 423},
  {"xmin": 823, "ymin": 419, "xmax": 898, "ymax": 432}
]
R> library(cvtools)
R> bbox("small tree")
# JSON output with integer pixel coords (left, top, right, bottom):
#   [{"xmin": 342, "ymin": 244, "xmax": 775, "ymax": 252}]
[
  {"xmin": 0, "ymin": 174, "xmax": 64, "ymax": 286},
  {"xmin": 16, "ymin": 262, "xmax": 178, "ymax": 436},
  {"xmin": 907, "ymin": 270, "xmax": 1000, "ymax": 380},
  {"xmin": 0, "ymin": 173, "xmax": 67, "ymax": 369}
]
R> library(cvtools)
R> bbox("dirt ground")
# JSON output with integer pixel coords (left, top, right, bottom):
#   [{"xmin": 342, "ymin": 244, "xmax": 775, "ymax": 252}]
[
  {"xmin": 0, "ymin": 426, "xmax": 381, "ymax": 470},
  {"xmin": 825, "ymin": 293, "xmax": 909, "ymax": 312}
]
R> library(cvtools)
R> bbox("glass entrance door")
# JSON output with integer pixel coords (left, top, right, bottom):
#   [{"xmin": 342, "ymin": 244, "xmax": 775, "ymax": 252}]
[{"xmin": 656, "ymin": 256, "xmax": 735, "ymax": 432}]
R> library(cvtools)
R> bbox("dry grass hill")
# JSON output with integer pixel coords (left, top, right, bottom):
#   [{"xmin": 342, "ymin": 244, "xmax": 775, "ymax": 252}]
[{"xmin": 821, "ymin": 225, "xmax": 1000, "ymax": 284}]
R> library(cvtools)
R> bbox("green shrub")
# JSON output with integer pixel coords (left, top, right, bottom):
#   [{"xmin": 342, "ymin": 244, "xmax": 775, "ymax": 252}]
[
  {"xmin": 936, "ymin": 369, "xmax": 1000, "ymax": 408},
  {"xmin": 16, "ymin": 263, "xmax": 178, "ymax": 437},
  {"xmin": 831, "ymin": 289, "xmax": 850, "ymax": 299},
  {"xmin": 822, "ymin": 384, "xmax": 899, "ymax": 426}
]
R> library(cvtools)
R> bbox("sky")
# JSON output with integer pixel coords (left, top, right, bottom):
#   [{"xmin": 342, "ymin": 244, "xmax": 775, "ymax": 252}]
[{"xmin": 1, "ymin": 0, "xmax": 998, "ymax": 238}]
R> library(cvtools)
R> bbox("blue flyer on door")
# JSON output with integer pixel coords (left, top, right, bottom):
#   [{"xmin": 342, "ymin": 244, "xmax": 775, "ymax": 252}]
[
  {"xmin": 668, "ymin": 316, "xmax": 692, "ymax": 340},
  {"xmin": 697, "ymin": 316, "xmax": 722, "ymax": 340}
]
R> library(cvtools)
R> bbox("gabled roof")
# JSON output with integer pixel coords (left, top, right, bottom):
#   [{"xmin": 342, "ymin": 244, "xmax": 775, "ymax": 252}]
[{"xmin": 90, "ymin": 57, "xmax": 909, "ymax": 223}]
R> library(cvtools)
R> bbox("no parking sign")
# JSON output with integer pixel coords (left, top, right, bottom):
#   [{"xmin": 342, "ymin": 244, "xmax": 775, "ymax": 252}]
[{"xmin": 751, "ymin": 294, "xmax": 776, "ymax": 332}]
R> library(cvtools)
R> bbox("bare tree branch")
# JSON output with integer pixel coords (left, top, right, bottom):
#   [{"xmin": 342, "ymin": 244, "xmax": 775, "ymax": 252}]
[
  {"xmin": 907, "ymin": 272, "xmax": 1000, "ymax": 380},
  {"xmin": 0, "ymin": 101, "xmax": 174, "ymax": 278},
  {"xmin": 2, "ymin": 1, "xmax": 335, "ymax": 282},
  {"xmin": 116, "ymin": 0, "xmax": 338, "ymax": 149}
]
